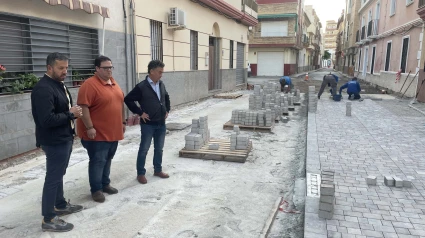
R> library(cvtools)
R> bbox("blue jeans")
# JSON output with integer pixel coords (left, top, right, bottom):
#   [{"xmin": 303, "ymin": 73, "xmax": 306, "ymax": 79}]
[
  {"xmin": 137, "ymin": 123, "xmax": 166, "ymax": 175},
  {"xmin": 81, "ymin": 140, "xmax": 118, "ymax": 193},
  {"xmin": 41, "ymin": 140, "xmax": 73, "ymax": 221}
]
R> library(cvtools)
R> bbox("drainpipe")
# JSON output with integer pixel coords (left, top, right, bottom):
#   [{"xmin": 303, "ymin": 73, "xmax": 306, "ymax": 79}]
[
  {"xmin": 123, "ymin": 0, "xmax": 129, "ymax": 94},
  {"xmin": 129, "ymin": 0, "xmax": 137, "ymax": 87},
  {"xmin": 101, "ymin": 17, "xmax": 106, "ymax": 55}
]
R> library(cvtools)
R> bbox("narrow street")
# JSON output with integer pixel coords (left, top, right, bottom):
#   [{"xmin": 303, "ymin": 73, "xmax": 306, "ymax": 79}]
[{"xmin": 0, "ymin": 77, "xmax": 309, "ymax": 237}]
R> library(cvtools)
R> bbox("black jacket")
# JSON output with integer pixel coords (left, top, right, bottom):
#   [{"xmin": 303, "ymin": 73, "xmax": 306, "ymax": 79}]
[
  {"xmin": 124, "ymin": 76, "xmax": 170, "ymax": 125},
  {"xmin": 31, "ymin": 75, "xmax": 75, "ymax": 146}
]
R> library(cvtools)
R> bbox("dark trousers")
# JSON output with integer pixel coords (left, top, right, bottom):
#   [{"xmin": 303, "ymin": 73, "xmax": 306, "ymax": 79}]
[
  {"xmin": 41, "ymin": 140, "xmax": 73, "ymax": 221},
  {"xmin": 81, "ymin": 140, "xmax": 118, "ymax": 193},
  {"xmin": 137, "ymin": 123, "xmax": 166, "ymax": 175},
  {"xmin": 349, "ymin": 93, "xmax": 361, "ymax": 100},
  {"xmin": 318, "ymin": 78, "xmax": 337, "ymax": 98}
]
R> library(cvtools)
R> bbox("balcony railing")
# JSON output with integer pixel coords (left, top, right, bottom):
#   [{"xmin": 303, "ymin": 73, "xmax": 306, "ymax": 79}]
[
  {"xmin": 361, "ymin": 26, "xmax": 366, "ymax": 40},
  {"xmin": 420, "ymin": 0, "xmax": 425, "ymax": 8},
  {"xmin": 367, "ymin": 19, "xmax": 379, "ymax": 37},
  {"xmin": 243, "ymin": 0, "xmax": 258, "ymax": 12},
  {"xmin": 356, "ymin": 30, "xmax": 360, "ymax": 42}
]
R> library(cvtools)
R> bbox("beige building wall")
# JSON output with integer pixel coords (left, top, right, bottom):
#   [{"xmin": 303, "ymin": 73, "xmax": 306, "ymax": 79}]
[{"xmin": 135, "ymin": 0, "xmax": 249, "ymax": 73}]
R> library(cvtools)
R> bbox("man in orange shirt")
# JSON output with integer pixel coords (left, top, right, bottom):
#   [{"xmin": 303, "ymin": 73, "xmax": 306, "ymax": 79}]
[{"xmin": 77, "ymin": 56, "xmax": 126, "ymax": 203}]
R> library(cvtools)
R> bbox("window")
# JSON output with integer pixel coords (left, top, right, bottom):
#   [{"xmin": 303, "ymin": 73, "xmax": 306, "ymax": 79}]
[
  {"xmin": 376, "ymin": 2, "xmax": 381, "ymax": 19},
  {"xmin": 390, "ymin": 0, "xmax": 396, "ymax": 16},
  {"xmin": 190, "ymin": 30, "xmax": 198, "ymax": 70},
  {"xmin": 406, "ymin": 0, "xmax": 414, "ymax": 6},
  {"xmin": 150, "ymin": 20, "xmax": 163, "ymax": 61},
  {"xmin": 229, "ymin": 40, "xmax": 234, "ymax": 68},
  {"xmin": 0, "ymin": 13, "xmax": 98, "ymax": 89},
  {"xmin": 400, "ymin": 37, "xmax": 410, "ymax": 73},
  {"xmin": 385, "ymin": 41, "xmax": 392, "ymax": 71},
  {"xmin": 261, "ymin": 21, "xmax": 288, "ymax": 37}
]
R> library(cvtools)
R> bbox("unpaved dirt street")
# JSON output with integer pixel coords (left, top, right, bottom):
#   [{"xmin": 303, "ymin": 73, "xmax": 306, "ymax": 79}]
[{"xmin": 0, "ymin": 87, "xmax": 307, "ymax": 237}]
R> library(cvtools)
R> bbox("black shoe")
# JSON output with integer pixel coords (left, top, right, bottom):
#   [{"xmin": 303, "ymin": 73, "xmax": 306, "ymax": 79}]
[
  {"xmin": 55, "ymin": 200, "xmax": 84, "ymax": 216},
  {"xmin": 103, "ymin": 185, "xmax": 118, "ymax": 194},
  {"xmin": 42, "ymin": 216, "xmax": 74, "ymax": 232},
  {"xmin": 92, "ymin": 190, "xmax": 105, "ymax": 203}
]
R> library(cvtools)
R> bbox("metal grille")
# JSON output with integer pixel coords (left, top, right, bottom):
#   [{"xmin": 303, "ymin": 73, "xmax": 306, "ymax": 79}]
[
  {"xmin": 190, "ymin": 30, "xmax": 198, "ymax": 70},
  {"xmin": 0, "ymin": 13, "xmax": 99, "ymax": 87},
  {"xmin": 236, "ymin": 42, "xmax": 245, "ymax": 85},
  {"xmin": 150, "ymin": 20, "xmax": 163, "ymax": 61},
  {"xmin": 229, "ymin": 40, "xmax": 234, "ymax": 69}
]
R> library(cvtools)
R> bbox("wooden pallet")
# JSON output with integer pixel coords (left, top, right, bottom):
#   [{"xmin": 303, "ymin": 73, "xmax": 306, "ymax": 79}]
[
  {"xmin": 179, "ymin": 139, "xmax": 252, "ymax": 163},
  {"xmin": 213, "ymin": 93, "xmax": 243, "ymax": 99},
  {"xmin": 223, "ymin": 120, "xmax": 274, "ymax": 132}
]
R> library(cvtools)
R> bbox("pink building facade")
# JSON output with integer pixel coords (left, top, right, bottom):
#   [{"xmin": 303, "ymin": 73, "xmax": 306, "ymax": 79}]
[{"xmin": 353, "ymin": 0, "xmax": 423, "ymax": 97}]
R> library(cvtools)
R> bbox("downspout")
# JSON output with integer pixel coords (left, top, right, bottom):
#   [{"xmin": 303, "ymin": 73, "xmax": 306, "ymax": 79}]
[
  {"xmin": 123, "ymin": 0, "xmax": 129, "ymax": 94},
  {"xmin": 130, "ymin": 0, "xmax": 137, "ymax": 87},
  {"xmin": 101, "ymin": 17, "xmax": 106, "ymax": 55}
]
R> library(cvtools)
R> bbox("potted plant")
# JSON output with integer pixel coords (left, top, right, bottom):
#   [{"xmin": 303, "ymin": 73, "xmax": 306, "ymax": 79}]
[
  {"xmin": 72, "ymin": 70, "xmax": 84, "ymax": 86},
  {"xmin": 20, "ymin": 73, "xmax": 39, "ymax": 91}
]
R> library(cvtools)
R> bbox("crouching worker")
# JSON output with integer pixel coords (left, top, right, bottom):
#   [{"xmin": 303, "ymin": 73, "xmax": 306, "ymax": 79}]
[
  {"xmin": 339, "ymin": 77, "xmax": 361, "ymax": 100},
  {"xmin": 279, "ymin": 76, "xmax": 293, "ymax": 93}
]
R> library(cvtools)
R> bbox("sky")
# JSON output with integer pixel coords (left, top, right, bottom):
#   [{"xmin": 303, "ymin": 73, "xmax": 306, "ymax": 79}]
[{"xmin": 304, "ymin": 0, "xmax": 346, "ymax": 28}]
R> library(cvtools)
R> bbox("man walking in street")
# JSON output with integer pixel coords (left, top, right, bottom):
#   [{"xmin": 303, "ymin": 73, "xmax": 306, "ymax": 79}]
[
  {"xmin": 318, "ymin": 72, "xmax": 339, "ymax": 99},
  {"xmin": 339, "ymin": 77, "xmax": 361, "ymax": 100},
  {"xmin": 77, "ymin": 56, "xmax": 125, "ymax": 203},
  {"xmin": 124, "ymin": 60, "xmax": 171, "ymax": 184},
  {"xmin": 31, "ymin": 52, "xmax": 84, "ymax": 232},
  {"xmin": 279, "ymin": 76, "xmax": 293, "ymax": 93}
]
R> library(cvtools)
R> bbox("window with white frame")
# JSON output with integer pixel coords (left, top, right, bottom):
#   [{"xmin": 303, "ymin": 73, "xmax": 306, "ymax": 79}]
[
  {"xmin": 190, "ymin": 30, "xmax": 198, "ymax": 70},
  {"xmin": 261, "ymin": 21, "xmax": 288, "ymax": 37},
  {"xmin": 406, "ymin": 0, "xmax": 414, "ymax": 6},
  {"xmin": 390, "ymin": 0, "xmax": 396, "ymax": 16},
  {"xmin": 376, "ymin": 2, "xmax": 381, "ymax": 19},
  {"xmin": 150, "ymin": 20, "xmax": 163, "ymax": 61}
]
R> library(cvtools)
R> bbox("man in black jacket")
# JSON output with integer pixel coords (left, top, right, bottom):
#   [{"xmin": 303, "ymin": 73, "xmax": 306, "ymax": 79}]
[
  {"xmin": 31, "ymin": 53, "xmax": 84, "ymax": 232},
  {"xmin": 124, "ymin": 60, "xmax": 170, "ymax": 184}
]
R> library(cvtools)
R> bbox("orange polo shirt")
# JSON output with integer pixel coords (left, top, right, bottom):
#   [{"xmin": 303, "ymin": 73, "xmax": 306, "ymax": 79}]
[{"xmin": 77, "ymin": 75, "xmax": 124, "ymax": 142}]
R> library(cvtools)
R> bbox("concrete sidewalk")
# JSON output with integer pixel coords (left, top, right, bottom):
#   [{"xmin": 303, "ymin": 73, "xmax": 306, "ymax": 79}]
[{"xmin": 305, "ymin": 94, "xmax": 425, "ymax": 238}]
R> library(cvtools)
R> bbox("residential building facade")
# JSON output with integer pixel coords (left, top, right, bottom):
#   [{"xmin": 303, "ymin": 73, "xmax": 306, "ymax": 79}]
[
  {"xmin": 135, "ymin": 0, "xmax": 257, "ymax": 105},
  {"xmin": 342, "ymin": 0, "xmax": 362, "ymax": 76},
  {"xmin": 335, "ymin": 10, "xmax": 346, "ymax": 70},
  {"xmin": 346, "ymin": 0, "xmax": 422, "ymax": 98},
  {"xmin": 248, "ymin": 0, "xmax": 304, "ymax": 76},
  {"xmin": 0, "ymin": 0, "xmax": 257, "ymax": 161},
  {"xmin": 300, "ymin": 5, "xmax": 322, "ymax": 72},
  {"xmin": 324, "ymin": 20, "xmax": 338, "ymax": 66}
]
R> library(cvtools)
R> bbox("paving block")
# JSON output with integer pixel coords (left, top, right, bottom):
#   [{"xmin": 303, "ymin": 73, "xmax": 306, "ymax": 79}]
[
  {"xmin": 393, "ymin": 177, "xmax": 403, "ymax": 188},
  {"xmin": 321, "ymin": 177, "xmax": 334, "ymax": 184},
  {"xmin": 366, "ymin": 176, "xmax": 377, "ymax": 185},
  {"xmin": 322, "ymin": 170, "xmax": 335, "ymax": 175},
  {"xmin": 320, "ymin": 183, "xmax": 335, "ymax": 196},
  {"xmin": 319, "ymin": 195, "xmax": 335, "ymax": 204},
  {"xmin": 384, "ymin": 176, "xmax": 394, "ymax": 187},
  {"xmin": 403, "ymin": 179, "xmax": 412, "ymax": 188},
  {"xmin": 318, "ymin": 210, "xmax": 333, "ymax": 219},
  {"xmin": 319, "ymin": 202, "xmax": 334, "ymax": 212},
  {"xmin": 208, "ymin": 144, "xmax": 219, "ymax": 150}
]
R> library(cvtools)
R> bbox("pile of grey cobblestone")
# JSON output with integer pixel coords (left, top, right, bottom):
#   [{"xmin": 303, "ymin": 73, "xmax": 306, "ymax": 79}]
[
  {"xmin": 319, "ymin": 170, "xmax": 335, "ymax": 219},
  {"xmin": 184, "ymin": 116, "xmax": 210, "ymax": 150},
  {"xmin": 230, "ymin": 126, "xmax": 250, "ymax": 150}
]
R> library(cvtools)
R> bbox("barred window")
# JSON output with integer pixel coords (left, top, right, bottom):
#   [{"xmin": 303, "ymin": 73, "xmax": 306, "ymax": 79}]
[
  {"xmin": 0, "ymin": 13, "xmax": 99, "ymax": 91},
  {"xmin": 150, "ymin": 20, "xmax": 163, "ymax": 61}
]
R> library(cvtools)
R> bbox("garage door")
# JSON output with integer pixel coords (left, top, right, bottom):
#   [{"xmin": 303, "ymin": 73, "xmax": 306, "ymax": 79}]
[{"xmin": 257, "ymin": 52, "xmax": 284, "ymax": 76}]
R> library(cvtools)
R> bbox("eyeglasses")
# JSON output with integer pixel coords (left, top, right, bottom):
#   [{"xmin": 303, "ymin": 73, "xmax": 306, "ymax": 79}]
[{"xmin": 99, "ymin": 66, "xmax": 114, "ymax": 70}]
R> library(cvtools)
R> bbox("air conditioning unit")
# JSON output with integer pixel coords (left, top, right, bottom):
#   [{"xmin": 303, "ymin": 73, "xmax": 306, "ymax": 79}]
[{"xmin": 169, "ymin": 8, "xmax": 186, "ymax": 27}]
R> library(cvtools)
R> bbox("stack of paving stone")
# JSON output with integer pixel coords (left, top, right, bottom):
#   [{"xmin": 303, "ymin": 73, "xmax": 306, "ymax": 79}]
[
  {"xmin": 384, "ymin": 175, "xmax": 412, "ymax": 188},
  {"xmin": 230, "ymin": 126, "xmax": 250, "ymax": 151},
  {"xmin": 245, "ymin": 111, "xmax": 257, "ymax": 126},
  {"xmin": 185, "ymin": 116, "xmax": 210, "ymax": 150},
  {"xmin": 294, "ymin": 89, "xmax": 301, "ymax": 104},
  {"xmin": 308, "ymin": 86, "xmax": 317, "ymax": 113},
  {"xmin": 319, "ymin": 170, "xmax": 335, "ymax": 219},
  {"xmin": 231, "ymin": 110, "xmax": 273, "ymax": 127}
]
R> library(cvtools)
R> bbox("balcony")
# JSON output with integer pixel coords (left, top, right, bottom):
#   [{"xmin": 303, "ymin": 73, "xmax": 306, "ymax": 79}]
[
  {"xmin": 417, "ymin": 0, "xmax": 425, "ymax": 20},
  {"xmin": 249, "ymin": 32, "xmax": 297, "ymax": 46},
  {"xmin": 367, "ymin": 19, "xmax": 379, "ymax": 38},
  {"xmin": 242, "ymin": 0, "xmax": 258, "ymax": 18}
]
